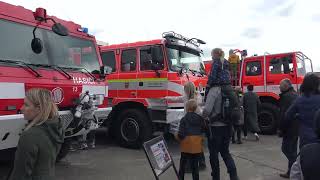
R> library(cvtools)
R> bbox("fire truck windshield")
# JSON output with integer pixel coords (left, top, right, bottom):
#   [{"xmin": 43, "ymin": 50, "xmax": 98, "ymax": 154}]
[
  {"xmin": 166, "ymin": 46, "xmax": 205, "ymax": 75},
  {"xmin": 296, "ymin": 54, "xmax": 313, "ymax": 76},
  {"xmin": 0, "ymin": 19, "xmax": 100, "ymax": 74}
]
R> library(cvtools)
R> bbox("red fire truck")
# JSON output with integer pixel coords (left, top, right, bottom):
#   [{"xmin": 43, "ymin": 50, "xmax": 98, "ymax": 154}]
[
  {"xmin": 204, "ymin": 50, "xmax": 313, "ymax": 133},
  {"xmin": 99, "ymin": 32, "xmax": 207, "ymax": 148},
  {"xmin": 0, "ymin": 2, "xmax": 111, "ymax": 158}
]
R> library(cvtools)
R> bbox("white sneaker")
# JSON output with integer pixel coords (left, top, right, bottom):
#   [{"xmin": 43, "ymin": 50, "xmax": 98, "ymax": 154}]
[{"xmin": 254, "ymin": 133, "xmax": 260, "ymax": 141}]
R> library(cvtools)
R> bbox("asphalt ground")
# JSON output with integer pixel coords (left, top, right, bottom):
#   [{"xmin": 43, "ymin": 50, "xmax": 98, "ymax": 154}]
[{"xmin": 0, "ymin": 130, "xmax": 290, "ymax": 180}]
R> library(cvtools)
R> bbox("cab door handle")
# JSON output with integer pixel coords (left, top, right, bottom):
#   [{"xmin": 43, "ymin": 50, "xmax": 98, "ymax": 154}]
[{"xmin": 130, "ymin": 91, "xmax": 137, "ymax": 96}]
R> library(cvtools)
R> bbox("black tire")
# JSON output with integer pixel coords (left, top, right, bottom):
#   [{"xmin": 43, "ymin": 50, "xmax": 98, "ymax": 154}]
[
  {"xmin": 56, "ymin": 141, "xmax": 70, "ymax": 162},
  {"xmin": 115, "ymin": 109, "xmax": 152, "ymax": 149},
  {"xmin": 258, "ymin": 103, "xmax": 279, "ymax": 134}
]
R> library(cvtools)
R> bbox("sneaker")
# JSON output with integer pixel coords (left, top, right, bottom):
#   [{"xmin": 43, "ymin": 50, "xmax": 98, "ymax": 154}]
[
  {"xmin": 78, "ymin": 143, "xmax": 88, "ymax": 150},
  {"xmin": 88, "ymin": 143, "xmax": 96, "ymax": 149},
  {"xmin": 254, "ymin": 133, "xmax": 260, "ymax": 141},
  {"xmin": 236, "ymin": 140, "xmax": 243, "ymax": 144},
  {"xmin": 68, "ymin": 144, "xmax": 78, "ymax": 152},
  {"xmin": 232, "ymin": 139, "xmax": 236, "ymax": 144},
  {"xmin": 279, "ymin": 173, "xmax": 289, "ymax": 178},
  {"xmin": 243, "ymin": 136, "xmax": 248, "ymax": 140}
]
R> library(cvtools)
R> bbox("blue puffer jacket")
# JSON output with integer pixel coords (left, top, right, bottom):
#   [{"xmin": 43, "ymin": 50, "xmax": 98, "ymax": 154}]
[
  {"xmin": 207, "ymin": 58, "xmax": 231, "ymax": 87},
  {"xmin": 285, "ymin": 94, "xmax": 320, "ymax": 148}
]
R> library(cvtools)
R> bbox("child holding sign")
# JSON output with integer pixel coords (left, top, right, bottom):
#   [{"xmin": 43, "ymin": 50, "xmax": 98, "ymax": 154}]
[{"xmin": 175, "ymin": 99, "xmax": 205, "ymax": 180}]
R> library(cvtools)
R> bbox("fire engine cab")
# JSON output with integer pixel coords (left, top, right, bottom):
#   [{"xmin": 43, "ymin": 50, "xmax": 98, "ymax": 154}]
[
  {"xmin": 204, "ymin": 51, "xmax": 313, "ymax": 133},
  {"xmin": 99, "ymin": 32, "xmax": 207, "ymax": 148},
  {"xmin": 0, "ymin": 2, "xmax": 111, "ymax": 158}
]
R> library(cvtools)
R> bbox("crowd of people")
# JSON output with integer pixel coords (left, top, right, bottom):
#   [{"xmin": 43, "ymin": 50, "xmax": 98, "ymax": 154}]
[
  {"xmin": 174, "ymin": 48, "xmax": 320, "ymax": 180},
  {"xmin": 6, "ymin": 47, "xmax": 320, "ymax": 180}
]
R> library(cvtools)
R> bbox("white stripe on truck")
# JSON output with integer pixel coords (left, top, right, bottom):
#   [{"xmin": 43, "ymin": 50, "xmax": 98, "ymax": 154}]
[
  {"xmin": 0, "ymin": 83, "xmax": 25, "ymax": 99},
  {"xmin": 82, "ymin": 85, "xmax": 108, "ymax": 97}
]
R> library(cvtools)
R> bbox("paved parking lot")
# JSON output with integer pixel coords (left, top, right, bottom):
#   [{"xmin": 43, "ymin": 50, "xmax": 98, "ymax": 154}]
[{"xmin": 0, "ymin": 131, "xmax": 289, "ymax": 180}]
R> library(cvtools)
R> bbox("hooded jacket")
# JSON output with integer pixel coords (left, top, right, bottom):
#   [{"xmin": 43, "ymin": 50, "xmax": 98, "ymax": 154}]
[
  {"xmin": 279, "ymin": 87, "xmax": 298, "ymax": 137},
  {"xmin": 10, "ymin": 118, "xmax": 64, "ymax": 180},
  {"xmin": 178, "ymin": 112, "xmax": 205, "ymax": 154},
  {"xmin": 285, "ymin": 94, "xmax": 320, "ymax": 148}
]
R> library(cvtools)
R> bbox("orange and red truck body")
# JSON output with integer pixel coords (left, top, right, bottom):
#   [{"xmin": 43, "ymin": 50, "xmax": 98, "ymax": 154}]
[{"xmin": 99, "ymin": 32, "xmax": 207, "ymax": 148}]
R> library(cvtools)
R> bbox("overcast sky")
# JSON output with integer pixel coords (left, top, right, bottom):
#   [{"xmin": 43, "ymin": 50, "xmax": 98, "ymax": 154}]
[{"xmin": 4, "ymin": 0, "xmax": 320, "ymax": 71}]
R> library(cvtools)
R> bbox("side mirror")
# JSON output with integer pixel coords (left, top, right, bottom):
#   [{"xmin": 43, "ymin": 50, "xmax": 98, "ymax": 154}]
[
  {"xmin": 31, "ymin": 38, "xmax": 43, "ymax": 54},
  {"xmin": 52, "ymin": 23, "xmax": 69, "ymax": 36},
  {"xmin": 100, "ymin": 65, "xmax": 112, "ymax": 77}
]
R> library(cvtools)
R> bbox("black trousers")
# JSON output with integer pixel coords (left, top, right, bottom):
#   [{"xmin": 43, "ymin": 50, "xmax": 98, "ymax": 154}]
[
  {"xmin": 282, "ymin": 136, "xmax": 298, "ymax": 174},
  {"xmin": 232, "ymin": 125, "xmax": 242, "ymax": 142},
  {"xmin": 179, "ymin": 153, "xmax": 200, "ymax": 180},
  {"xmin": 207, "ymin": 126, "xmax": 238, "ymax": 180}
]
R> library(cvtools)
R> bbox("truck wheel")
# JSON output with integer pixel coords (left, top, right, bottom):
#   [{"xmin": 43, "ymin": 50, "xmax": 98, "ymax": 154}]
[
  {"xmin": 115, "ymin": 109, "xmax": 152, "ymax": 149},
  {"xmin": 56, "ymin": 141, "xmax": 70, "ymax": 162},
  {"xmin": 258, "ymin": 103, "xmax": 279, "ymax": 134}
]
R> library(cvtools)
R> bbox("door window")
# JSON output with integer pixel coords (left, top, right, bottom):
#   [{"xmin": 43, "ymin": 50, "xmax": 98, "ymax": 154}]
[
  {"xmin": 121, "ymin": 49, "xmax": 136, "ymax": 72},
  {"xmin": 140, "ymin": 45, "xmax": 164, "ymax": 71},
  {"xmin": 269, "ymin": 56, "xmax": 293, "ymax": 74},
  {"xmin": 246, "ymin": 61, "xmax": 262, "ymax": 76},
  {"xmin": 101, "ymin": 51, "xmax": 116, "ymax": 72}
]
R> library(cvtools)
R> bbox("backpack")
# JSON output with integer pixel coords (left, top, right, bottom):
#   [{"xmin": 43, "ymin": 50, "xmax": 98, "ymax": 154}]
[
  {"xmin": 210, "ymin": 87, "xmax": 238, "ymax": 125},
  {"xmin": 221, "ymin": 91, "xmax": 239, "ymax": 125}
]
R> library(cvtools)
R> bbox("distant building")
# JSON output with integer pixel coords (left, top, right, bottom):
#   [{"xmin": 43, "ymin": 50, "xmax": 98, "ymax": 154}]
[{"xmin": 96, "ymin": 40, "xmax": 109, "ymax": 46}]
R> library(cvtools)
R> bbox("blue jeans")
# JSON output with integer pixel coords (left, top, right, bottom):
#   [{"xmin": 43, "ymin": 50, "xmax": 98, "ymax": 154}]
[
  {"xmin": 281, "ymin": 136, "xmax": 298, "ymax": 174},
  {"xmin": 207, "ymin": 126, "xmax": 238, "ymax": 180}
]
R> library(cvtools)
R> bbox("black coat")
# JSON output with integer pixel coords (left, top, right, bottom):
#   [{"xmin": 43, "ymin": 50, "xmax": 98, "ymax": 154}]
[
  {"xmin": 243, "ymin": 91, "xmax": 261, "ymax": 132},
  {"xmin": 279, "ymin": 88, "xmax": 298, "ymax": 137}
]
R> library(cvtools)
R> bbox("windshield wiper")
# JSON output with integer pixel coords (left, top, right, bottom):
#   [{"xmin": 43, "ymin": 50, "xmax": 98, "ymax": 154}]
[
  {"xmin": 190, "ymin": 69, "xmax": 205, "ymax": 77},
  {"xmin": 59, "ymin": 66, "xmax": 96, "ymax": 81},
  {"xmin": 0, "ymin": 59, "xmax": 41, "ymax": 77},
  {"xmin": 29, "ymin": 64, "xmax": 72, "ymax": 80},
  {"xmin": 175, "ymin": 65, "xmax": 198, "ymax": 76}
]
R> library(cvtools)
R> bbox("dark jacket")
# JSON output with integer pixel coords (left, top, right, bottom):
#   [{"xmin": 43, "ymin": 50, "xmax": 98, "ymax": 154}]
[
  {"xmin": 178, "ymin": 112, "xmax": 205, "ymax": 154},
  {"xmin": 279, "ymin": 88, "xmax": 299, "ymax": 137},
  {"xmin": 243, "ymin": 91, "xmax": 261, "ymax": 132},
  {"xmin": 300, "ymin": 142, "xmax": 320, "ymax": 180},
  {"xmin": 207, "ymin": 58, "xmax": 231, "ymax": 87},
  {"xmin": 233, "ymin": 95, "xmax": 244, "ymax": 126},
  {"xmin": 10, "ymin": 118, "xmax": 64, "ymax": 180},
  {"xmin": 284, "ymin": 94, "xmax": 320, "ymax": 148}
]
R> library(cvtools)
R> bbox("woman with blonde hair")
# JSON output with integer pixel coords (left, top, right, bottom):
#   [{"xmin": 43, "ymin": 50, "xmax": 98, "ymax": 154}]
[
  {"xmin": 166, "ymin": 81, "xmax": 203, "ymax": 114},
  {"xmin": 165, "ymin": 81, "xmax": 206, "ymax": 170},
  {"xmin": 9, "ymin": 88, "xmax": 64, "ymax": 180}
]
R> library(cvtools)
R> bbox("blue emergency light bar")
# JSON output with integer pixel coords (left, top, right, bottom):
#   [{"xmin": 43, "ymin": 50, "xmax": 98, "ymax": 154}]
[{"xmin": 77, "ymin": 27, "xmax": 88, "ymax": 33}]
